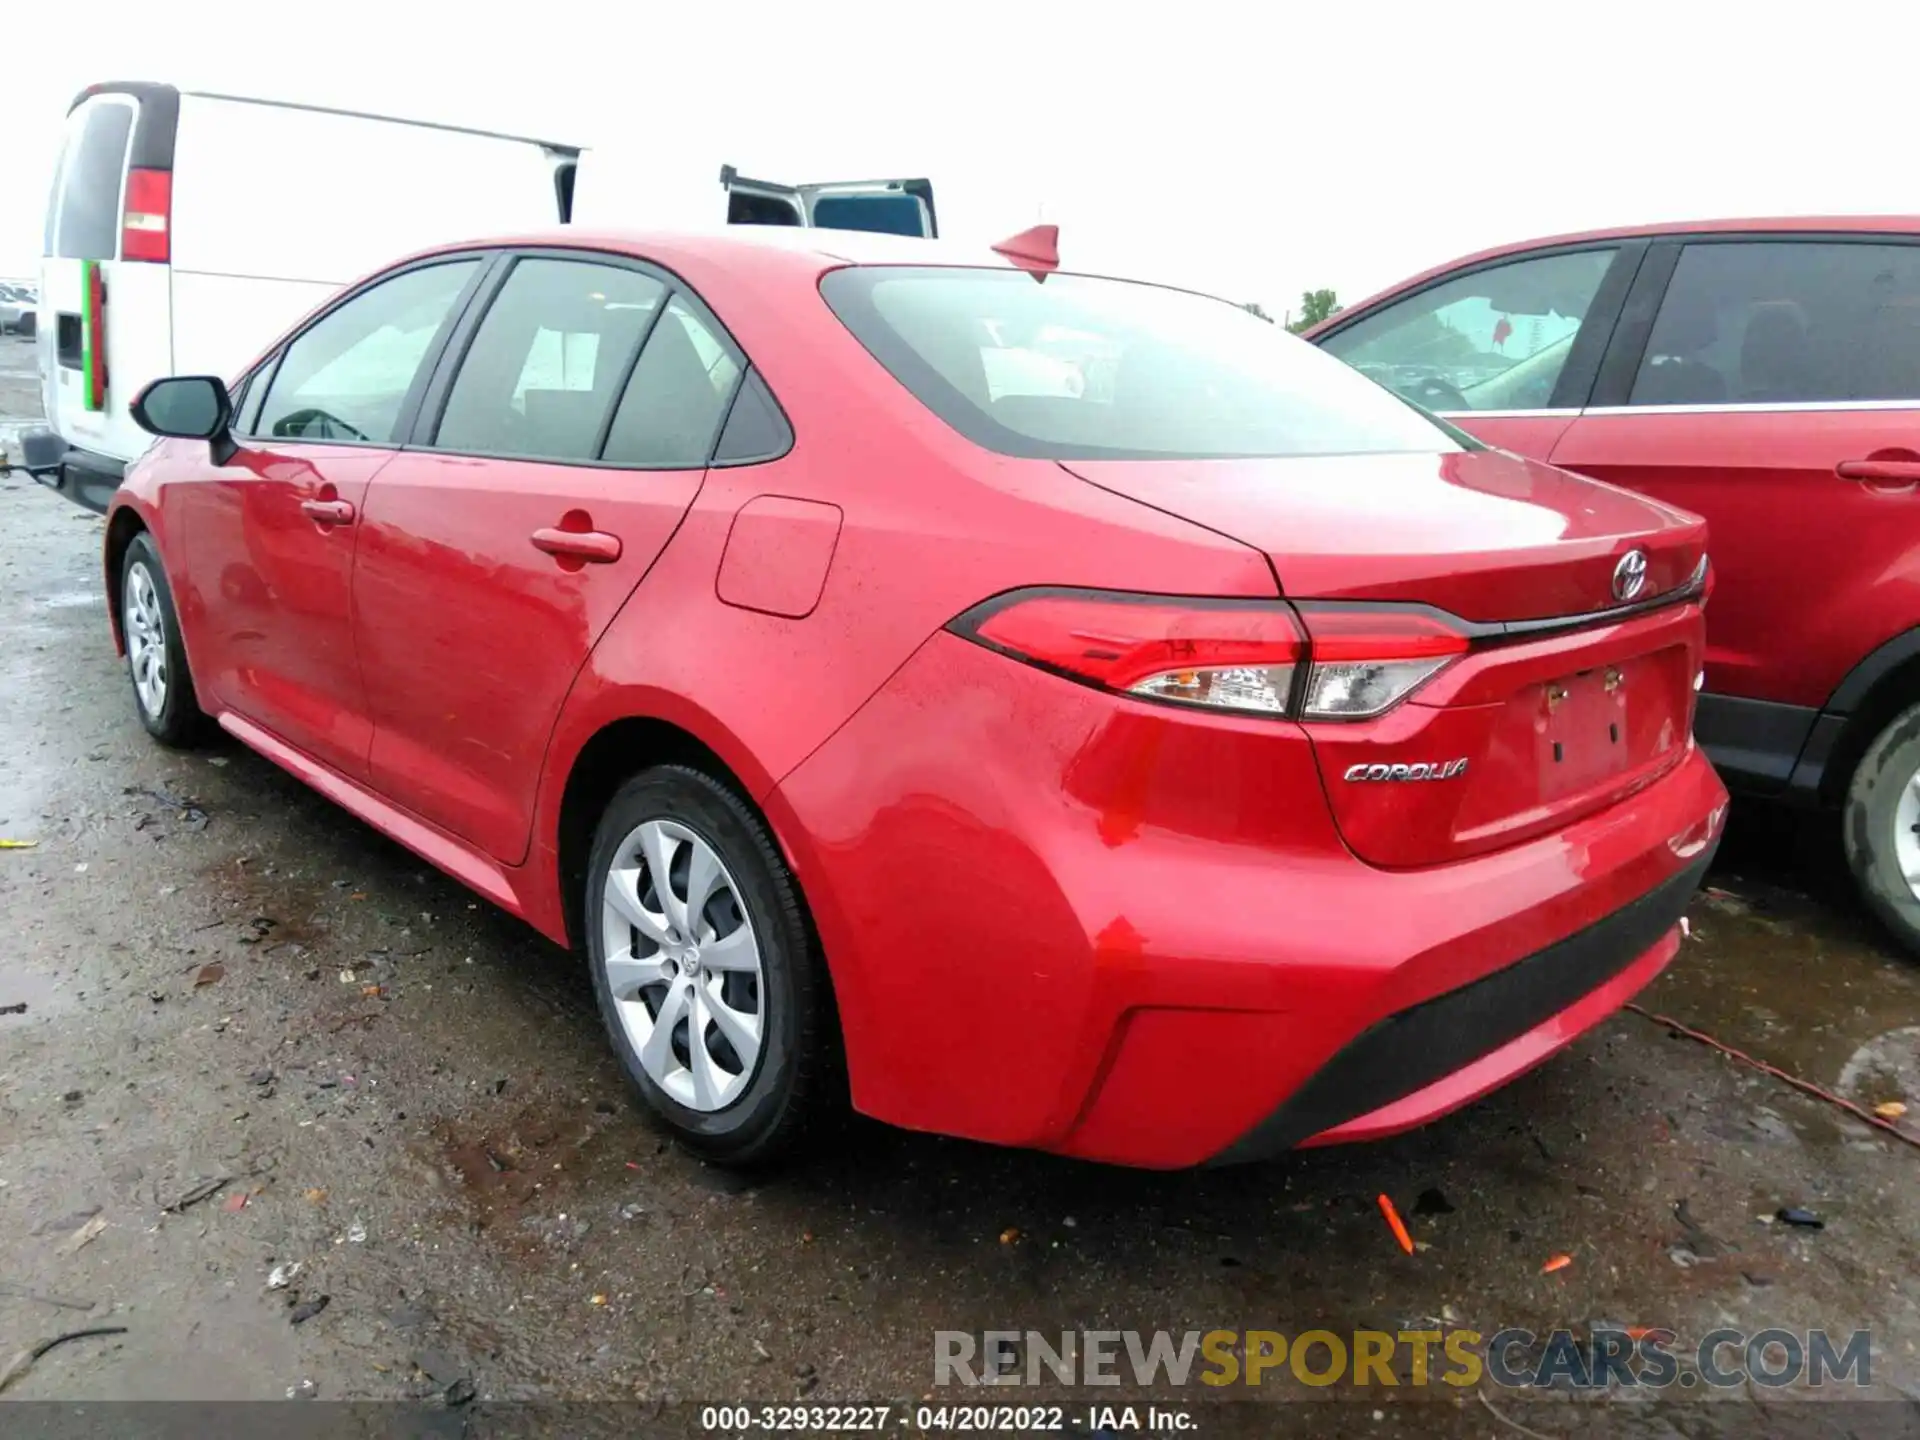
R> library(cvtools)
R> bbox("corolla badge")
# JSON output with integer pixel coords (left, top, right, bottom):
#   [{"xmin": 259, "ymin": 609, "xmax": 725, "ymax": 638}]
[
  {"xmin": 1613, "ymin": 549, "xmax": 1649, "ymax": 602},
  {"xmin": 1343, "ymin": 759, "xmax": 1470, "ymax": 782}
]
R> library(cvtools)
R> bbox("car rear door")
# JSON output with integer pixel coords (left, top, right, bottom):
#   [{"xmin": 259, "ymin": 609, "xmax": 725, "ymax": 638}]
[
  {"xmin": 1314, "ymin": 242, "xmax": 1643, "ymax": 460},
  {"xmin": 352, "ymin": 251, "xmax": 746, "ymax": 864},
  {"xmin": 1548, "ymin": 234, "xmax": 1920, "ymax": 790},
  {"xmin": 176, "ymin": 255, "xmax": 487, "ymax": 779}
]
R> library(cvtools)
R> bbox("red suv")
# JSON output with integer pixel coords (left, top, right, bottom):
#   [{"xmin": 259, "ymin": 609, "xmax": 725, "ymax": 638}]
[
  {"xmin": 1313, "ymin": 219, "xmax": 1920, "ymax": 955},
  {"xmin": 110, "ymin": 228, "xmax": 1725, "ymax": 1167}
]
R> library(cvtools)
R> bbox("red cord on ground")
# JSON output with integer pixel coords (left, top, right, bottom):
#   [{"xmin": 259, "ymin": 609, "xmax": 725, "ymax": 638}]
[{"xmin": 1627, "ymin": 1003, "xmax": 1920, "ymax": 1153}]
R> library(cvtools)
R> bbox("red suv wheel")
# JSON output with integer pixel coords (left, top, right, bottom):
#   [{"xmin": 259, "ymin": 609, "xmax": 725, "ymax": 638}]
[{"xmin": 1845, "ymin": 703, "xmax": 1920, "ymax": 958}]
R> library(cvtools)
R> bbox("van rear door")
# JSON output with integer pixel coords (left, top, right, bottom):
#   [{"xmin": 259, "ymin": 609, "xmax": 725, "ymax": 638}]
[
  {"xmin": 720, "ymin": 167, "xmax": 937, "ymax": 237},
  {"xmin": 39, "ymin": 84, "xmax": 178, "ymax": 501}
]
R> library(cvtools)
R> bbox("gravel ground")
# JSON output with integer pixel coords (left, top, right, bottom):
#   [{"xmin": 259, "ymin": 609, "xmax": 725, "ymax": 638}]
[{"xmin": 2, "ymin": 335, "xmax": 1918, "ymax": 1436}]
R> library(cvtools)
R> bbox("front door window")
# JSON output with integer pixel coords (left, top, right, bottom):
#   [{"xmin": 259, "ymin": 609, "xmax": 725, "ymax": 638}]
[{"xmin": 1322, "ymin": 249, "xmax": 1619, "ymax": 413}]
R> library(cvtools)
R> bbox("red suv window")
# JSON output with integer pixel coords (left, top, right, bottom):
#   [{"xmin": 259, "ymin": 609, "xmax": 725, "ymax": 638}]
[{"xmin": 1630, "ymin": 241, "xmax": 1920, "ymax": 406}]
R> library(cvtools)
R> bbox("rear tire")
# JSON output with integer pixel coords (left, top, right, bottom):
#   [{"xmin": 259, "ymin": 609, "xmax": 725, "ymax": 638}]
[
  {"xmin": 120, "ymin": 533, "xmax": 210, "ymax": 748},
  {"xmin": 585, "ymin": 765, "xmax": 837, "ymax": 1166},
  {"xmin": 1844, "ymin": 701, "xmax": 1920, "ymax": 959}
]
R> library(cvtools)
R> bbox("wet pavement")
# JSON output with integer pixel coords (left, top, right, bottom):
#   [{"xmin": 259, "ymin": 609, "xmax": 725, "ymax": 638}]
[{"xmin": 1, "ymin": 334, "xmax": 1918, "ymax": 1433}]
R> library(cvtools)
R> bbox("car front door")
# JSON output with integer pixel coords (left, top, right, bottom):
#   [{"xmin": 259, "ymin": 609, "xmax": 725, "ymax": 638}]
[
  {"xmin": 177, "ymin": 256, "xmax": 484, "ymax": 778},
  {"xmin": 352, "ymin": 252, "xmax": 745, "ymax": 863},
  {"xmin": 1549, "ymin": 236, "xmax": 1920, "ymax": 789},
  {"xmin": 1315, "ymin": 243, "xmax": 1641, "ymax": 460}
]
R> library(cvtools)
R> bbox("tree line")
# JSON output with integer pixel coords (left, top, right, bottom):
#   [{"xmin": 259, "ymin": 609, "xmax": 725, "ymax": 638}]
[{"xmin": 1242, "ymin": 289, "xmax": 1341, "ymax": 333}]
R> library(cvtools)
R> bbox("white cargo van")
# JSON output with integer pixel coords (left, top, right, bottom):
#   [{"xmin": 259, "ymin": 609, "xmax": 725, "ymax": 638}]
[
  {"xmin": 27, "ymin": 82, "xmax": 582, "ymax": 509},
  {"xmin": 27, "ymin": 81, "xmax": 938, "ymax": 511}
]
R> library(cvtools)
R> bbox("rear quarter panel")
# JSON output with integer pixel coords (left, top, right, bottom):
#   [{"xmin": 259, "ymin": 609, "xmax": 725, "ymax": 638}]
[{"xmin": 530, "ymin": 245, "xmax": 1278, "ymax": 920}]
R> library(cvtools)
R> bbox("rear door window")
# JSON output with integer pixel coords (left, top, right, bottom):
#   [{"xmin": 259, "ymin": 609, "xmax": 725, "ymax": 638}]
[
  {"xmin": 253, "ymin": 259, "xmax": 481, "ymax": 443},
  {"xmin": 52, "ymin": 100, "xmax": 136, "ymax": 261},
  {"xmin": 601, "ymin": 295, "xmax": 744, "ymax": 467},
  {"xmin": 433, "ymin": 258, "xmax": 667, "ymax": 461},
  {"xmin": 712, "ymin": 370, "xmax": 792, "ymax": 464},
  {"xmin": 1321, "ymin": 249, "xmax": 1620, "ymax": 414},
  {"xmin": 1629, "ymin": 241, "xmax": 1920, "ymax": 405}
]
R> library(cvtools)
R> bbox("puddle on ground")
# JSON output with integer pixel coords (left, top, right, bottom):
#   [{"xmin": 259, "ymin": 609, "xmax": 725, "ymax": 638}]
[{"xmin": 1646, "ymin": 851, "xmax": 1920, "ymax": 1124}]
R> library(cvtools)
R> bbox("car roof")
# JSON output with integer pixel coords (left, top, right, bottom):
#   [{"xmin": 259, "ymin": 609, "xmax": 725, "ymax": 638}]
[
  {"xmin": 1319, "ymin": 215, "xmax": 1920, "ymax": 332},
  {"xmin": 383, "ymin": 224, "xmax": 1129, "ymax": 287}
]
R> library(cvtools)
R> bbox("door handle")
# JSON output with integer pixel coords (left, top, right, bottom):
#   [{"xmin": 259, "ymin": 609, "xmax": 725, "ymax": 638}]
[
  {"xmin": 300, "ymin": 498, "xmax": 356, "ymax": 525},
  {"xmin": 531, "ymin": 527, "xmax": 622, "ymax": 563},
  {"xmin": 1837, "ymin": 459, "xmax": 1920, "ymax": 484}
]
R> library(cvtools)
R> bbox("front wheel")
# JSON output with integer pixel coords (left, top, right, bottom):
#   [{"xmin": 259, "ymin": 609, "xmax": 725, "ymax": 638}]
[
  {"xmin": 120, "ymin": 533, "xmax": 210, "ymax": 747},
  {"xmin": 1844, "ymin": 701, "xmax": 1920, "ymax": 959},
  {"xmin": 585, "ymin": 765, "xmax": 838, "ymax": 1165}
]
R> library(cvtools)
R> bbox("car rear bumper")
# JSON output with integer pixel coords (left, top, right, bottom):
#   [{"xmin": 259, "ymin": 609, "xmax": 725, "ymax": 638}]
[
  {"xmin": 770, "ymin": 630, "xmax": 1729, "ymax": 1169},
  {"xmin": 1210, "ymin": 840, "xmax": 1711, "ymax": 1162}
]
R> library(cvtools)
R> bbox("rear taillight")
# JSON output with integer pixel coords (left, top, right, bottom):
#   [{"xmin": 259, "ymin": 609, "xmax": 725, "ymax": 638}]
[
  {"xmin": 951, "ymin": 589, "xmax": 1469, "ymax": 721},
  {"xmin": 121, "ymin": 168, "xmax": 171, "ymax": 263},
  {"xmin": 1292, "ymin": 604, "xmax": 1469, "ymax": 719},
  {"xmin": 960, "ymin": 590, "xmax": 1304, "ymax": 716}
]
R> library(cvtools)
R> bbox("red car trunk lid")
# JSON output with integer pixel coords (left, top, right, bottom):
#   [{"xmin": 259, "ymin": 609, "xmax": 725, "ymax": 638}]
[
  {"xmin": 1063, "ymin": 449, "xmax": 1705, "ymax": 623},
  {"xmin": 1064, "ymin": 449, "xmax": 1709, "ymax": 866}
]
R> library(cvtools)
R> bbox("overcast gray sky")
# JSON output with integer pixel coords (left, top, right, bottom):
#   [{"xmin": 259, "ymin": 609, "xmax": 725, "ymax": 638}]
[{"xmin": 5, "ymin": 0, "xmax": 1917, "ymax": 314}]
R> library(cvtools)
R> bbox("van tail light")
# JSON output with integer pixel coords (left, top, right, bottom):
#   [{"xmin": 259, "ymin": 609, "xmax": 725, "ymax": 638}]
[
  {"xmin": 950, "ymin": 589, "xmax": 1470, "ymax": 720},
  {"xmin": 121, "ymin": 168, "xmax": 172, "ymax": 263}
]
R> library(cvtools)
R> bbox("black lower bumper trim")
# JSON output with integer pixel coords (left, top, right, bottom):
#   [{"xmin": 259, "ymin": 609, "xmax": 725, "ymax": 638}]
[{"xmin": 1211, "ymin": 840, "xmax": 1718, "ymax": 1164}]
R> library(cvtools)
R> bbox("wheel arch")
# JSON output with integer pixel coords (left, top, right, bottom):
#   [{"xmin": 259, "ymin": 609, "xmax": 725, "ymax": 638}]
[
  {"xmin": 545, "ymin": 696, "xmax": 795, "ymax": 951},
  {"xmin": 103, "ymin": 499, "xmax": 154, "ymax": 656},
  {"xmin": 555, "ymin": 716, "xmax": 739, "ymax": 952},
  {"xmin": 1805, "ymin": 625, "xmax": 1920, "ymax": 805},
  {"xmin": 548, "ymin": 705, "xmax": 847, "ymax": 1082}
]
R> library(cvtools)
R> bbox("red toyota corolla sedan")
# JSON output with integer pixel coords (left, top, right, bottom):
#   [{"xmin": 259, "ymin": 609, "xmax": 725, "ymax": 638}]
[{"xmin": 108, "ymin": 226, "xmax": 1726, "ymax": 1168}]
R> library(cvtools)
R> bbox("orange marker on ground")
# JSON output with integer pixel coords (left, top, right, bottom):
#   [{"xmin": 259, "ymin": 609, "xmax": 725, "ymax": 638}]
[{"xmin": 1377, "ymin": 1194, "xmax": 1414, "ymax": 1255}]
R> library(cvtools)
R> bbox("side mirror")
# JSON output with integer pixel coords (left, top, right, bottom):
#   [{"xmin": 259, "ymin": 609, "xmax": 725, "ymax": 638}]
[{"xmin": 131, "ymin": 376, "xmax": 236, "ymax": 464}]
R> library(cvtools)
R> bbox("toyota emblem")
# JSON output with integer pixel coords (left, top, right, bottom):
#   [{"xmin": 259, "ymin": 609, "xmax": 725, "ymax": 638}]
[{"xmin": 1612, "ymin": 549, "xmax": 1648, "ymax": 602}]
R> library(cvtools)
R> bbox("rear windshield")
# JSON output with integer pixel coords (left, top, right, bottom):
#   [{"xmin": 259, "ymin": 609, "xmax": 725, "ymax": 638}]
[{"xmin": 820, "ymin": 266, "xmax": 1463, "ymax": 461}]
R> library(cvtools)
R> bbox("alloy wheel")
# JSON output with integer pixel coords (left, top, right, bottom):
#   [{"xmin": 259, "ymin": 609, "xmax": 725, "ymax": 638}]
[
  {"xmin": 125, "ymin": 562, "xmax": 169, "ymax": 718},
  {"xmin": 600, "ymin": 818, "xmax": 765, "ymax": 1112},
  {"xmin": 1894, "ymin": 762, "xmax": 1920, "ymax": 903}
]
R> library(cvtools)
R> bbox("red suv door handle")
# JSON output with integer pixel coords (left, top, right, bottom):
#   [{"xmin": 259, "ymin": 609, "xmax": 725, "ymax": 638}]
[
  {"xmin": 531, "ymin": 526, "xmax": 622, "ymax": 563},
  {"xmin": 300, "ymin": 498, "xmax": 356, "ymax": 525},
  {"xmin": 1837, "ymin": 459, "xmax": 1920, "ymax": 484}
]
